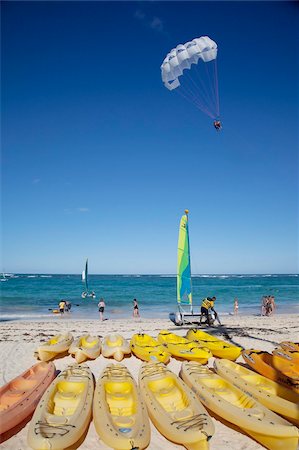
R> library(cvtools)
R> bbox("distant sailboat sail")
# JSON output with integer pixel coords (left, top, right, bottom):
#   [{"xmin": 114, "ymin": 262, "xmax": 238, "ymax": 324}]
[
  {"xmin": 177, "ymin": 210, "xmax": 193, "ymax": 314},
  {"xmin": 81, "ymin": 259, "xmax": 95, "ymax": 299}
]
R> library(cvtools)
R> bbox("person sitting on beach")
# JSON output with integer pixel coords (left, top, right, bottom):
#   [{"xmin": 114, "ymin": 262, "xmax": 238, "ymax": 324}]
[
  {"xmin": 59, "ymin": 300, "xmax": 65, "ymax": 315},
  {"xmin": 200, "ymin": 296, "xmax": 219, "ymax": 326},
  {"xmin": 133, "ymin": 298, "xmax": 140, "ymax": 318},
  {"xmin": 233, "ymin": 298, "xmax": 239, "ymax": 315},
  {"xmin": 213, "ymin": 120, "xmax": 222, "ymax": 131},
  {"xmin": 98, "ymin": 298, "xmax": 105, "ymax": 321}
]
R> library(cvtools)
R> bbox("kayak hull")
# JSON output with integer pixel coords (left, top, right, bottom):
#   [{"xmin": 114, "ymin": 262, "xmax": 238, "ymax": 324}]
[
  {"xmin": 27, "ymin": 364, "xmax": 93, "ymax": 450},
  {"xmin": 186, "ymin": 329, "xmax": 241, "ymax": 361},
  {"xmin": 180, "ymin": 361, "xmax": 299, "ymax": 450},
  {"xmin": 36, "ymin": 333, "xmax": 73, "ymax": 362},
  {"xmin": 214, "ymin": 358, "xmax": 299, "ymax": 426},
  {"xmin": 158, "ymin": 330, "xmax": 211, "ymax": 363},
  {"xmin": 68, "ymin": 334, "xmax": 101, "ymax": 363},
  {"xmin": 130, "ymin": 333, "xmax": 170, "ymax": 363},
  {"xmin": 93, "ymin": 363, "xmax": 150, "ymax": 450},
  {"xmin": 0, "ymin": 362, "xmax": 56, "ymax": 435},
  {"xmin": 101, "ymin": 334, "xmax": 131, "ymax": 361},
  {"xmin": 139, "ymin": 361, "xmax": 214, "ymax": 449},
  {"xmin": 242, "ymin": 350, "xmax": 299, "ymax": 393}
]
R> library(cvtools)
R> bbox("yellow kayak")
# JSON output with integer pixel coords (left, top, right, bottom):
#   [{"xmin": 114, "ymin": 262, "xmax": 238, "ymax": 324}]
[
  {"xmin": 280, "ymin": 341, "xmax": 299, "ymax": 352},
  {"xmin": 130, "ymin": 333, "xmax": 170, "ymax": 364},
  {"xmin": 27, "ymin": 364, "xmax": 93, "ymax": 450},
  {"xmin": 93, "ymin": 363, "xmax": 150, "ymax": 450},
  {"xmin": 139, "ymin": 361, "xmax": 214, "ymax": 450},
  {"xmin": 35, "ymin": 333, "xmax": 73, "ymax": 362},
  {"xmin": 214, "ymin": 358, "xmax": 299, "ymax": 426},
  {"xmin": 186, "ymin": 329, "xmax": 241, "ymax": 361},
  {"xmin": 273, "ymin": 347, "xmax": 299, "ymax": 366},
  {"xmin": 180, "ymin": 361, "xmax": 299, "ymax": 450},
  {"xmin": 158, "ymin": 330, "xmax": 211, "ymax": 363},
  {"xmin": 242, "ymin": 349, "xmax": 299, "ymax": 393},
  {"xmin": 68, "ymin": 334, "xmax": 101, "ymax": 363},
  {"xmin": 102, "ymin": 333, "xmax": 131, "ymax": 361}
]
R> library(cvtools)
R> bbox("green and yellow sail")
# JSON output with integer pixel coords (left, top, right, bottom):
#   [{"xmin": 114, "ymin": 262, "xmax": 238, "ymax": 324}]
[{"xmin": 177, "ymin": 210, "xmax": 193, "ymax": 312}]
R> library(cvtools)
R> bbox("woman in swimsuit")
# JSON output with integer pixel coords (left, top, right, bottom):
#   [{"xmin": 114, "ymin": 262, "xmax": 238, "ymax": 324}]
[
  {"xmin": 98, "ymin": 298, "xmax": 105, "ymax": 321},
  {"xmin": 133, "ymin": 298, "xmax": 140, "ymax": 318}
]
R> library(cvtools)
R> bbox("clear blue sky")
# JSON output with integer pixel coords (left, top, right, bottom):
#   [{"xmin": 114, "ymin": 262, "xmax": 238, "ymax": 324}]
[{"xmin": 2, "ymin": 1, "xmax": 298, "ymax": 274}]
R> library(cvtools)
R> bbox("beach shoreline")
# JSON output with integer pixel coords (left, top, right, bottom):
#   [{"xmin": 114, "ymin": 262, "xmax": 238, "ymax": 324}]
[{"xmin": 1, "ymin": 313, "xmax": 298, "ymax": 449}]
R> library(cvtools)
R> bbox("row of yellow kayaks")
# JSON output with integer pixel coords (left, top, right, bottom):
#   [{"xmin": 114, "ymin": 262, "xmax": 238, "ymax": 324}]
[
  {"xmin": 35, "ymin": 333, "xmax": 131, "ymax": 363},
  {"xmin": 24, "ymin": 360, "xmax": 299, "ymax": 450},
  {"xmin": 35, "ymin": 329, "xmax": 242, "ymax": 364}
]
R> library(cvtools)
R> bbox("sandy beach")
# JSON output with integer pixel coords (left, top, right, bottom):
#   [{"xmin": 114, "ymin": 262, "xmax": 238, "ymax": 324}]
[{"xmin": 0, "ymin": 313, "xmax": 298, "ymax": 450}]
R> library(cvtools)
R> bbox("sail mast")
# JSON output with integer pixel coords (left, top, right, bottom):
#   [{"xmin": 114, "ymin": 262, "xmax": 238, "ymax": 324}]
[
  {"xmin": 85, "ymin": 259, "xmax": 89, "ymax": 292},
  {"xmin": 177, "ymin": 209, "xmax": 193, "ymax": 314}
]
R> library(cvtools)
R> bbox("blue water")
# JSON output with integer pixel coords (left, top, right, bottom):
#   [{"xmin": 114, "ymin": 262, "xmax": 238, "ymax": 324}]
[{"xmin": 0, "ymin": 274, "xmax": 298, "ymax": 322}]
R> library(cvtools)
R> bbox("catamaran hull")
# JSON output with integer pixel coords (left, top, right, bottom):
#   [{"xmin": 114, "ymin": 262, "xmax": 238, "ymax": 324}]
[{"xmin": 169, "ymin": 312, "xmax": 206, "ymax": 326}]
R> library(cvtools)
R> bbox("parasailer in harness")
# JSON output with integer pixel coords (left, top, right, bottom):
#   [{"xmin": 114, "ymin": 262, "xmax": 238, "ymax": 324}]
[{"xmin": 213, "ymin": 120, "xmax": 222, "ymax": 131}]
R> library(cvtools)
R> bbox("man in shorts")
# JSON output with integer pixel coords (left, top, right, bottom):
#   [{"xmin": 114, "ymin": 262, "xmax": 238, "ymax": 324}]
[
  {"xmin": 200, "ymin": 296, "xmax": 218, "ymax": 326},
  {"xmin": 59, "ymin": 300, "xmax": 65, "ymax": 315}
]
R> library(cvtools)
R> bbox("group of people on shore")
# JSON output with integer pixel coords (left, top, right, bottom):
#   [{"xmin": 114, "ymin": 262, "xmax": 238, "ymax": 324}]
[
  {"xmin": 58, "ymin": 299, "xmax": 71, "ymax": 314},
  {"xmin": 261, "ymin": 295, "xmax": 276, "ymax": 316},
  {"xmin": 58, "ymin": 294, "xmax": 276, "ymax": 321},
  {"xmin": 97, "ymin": 297, "xmax": 140, "ymax": 321},
  {"xmin": 198, "ymin": 295, "xmax": 276, "ymax": 326}
]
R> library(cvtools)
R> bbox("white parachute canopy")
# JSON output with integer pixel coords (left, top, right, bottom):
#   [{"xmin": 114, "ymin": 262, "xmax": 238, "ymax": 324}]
[{"xmin": 161, "ymin": 36, "xmax": 219, "ymax": 119}]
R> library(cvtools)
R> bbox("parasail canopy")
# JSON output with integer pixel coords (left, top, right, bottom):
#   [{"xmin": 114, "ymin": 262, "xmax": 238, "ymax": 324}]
[{"xmin": 161, "ymin": 36, "xmax": 220, "ymax": 120}]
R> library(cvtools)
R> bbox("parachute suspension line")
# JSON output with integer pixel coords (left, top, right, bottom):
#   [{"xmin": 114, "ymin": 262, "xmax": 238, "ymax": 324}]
[
  {"xmin": 180, "ymin": 70, "xmax": 215, "ymax": 118},
  {"xmin": 213, "ymin": 58, "xmax": 220, "ymax": 118},
  {"xmin": 192, "ymin": 63, "xmax": 217, "ymax": 118},
  {"xmin": 204, "ymin": 59, "xmax": 219, "ymax": 118},
  {"xmin": 175, "ymin": 69, "xmax": 214, "ymax": 118},
  {"xmin": 176, "ymin": 86, "xmax": 214, "ymax": 119},
  {"xmin": 202, "ymin": 61, "xmax": 218, "ymax": 116},
  {"xmin": 184, "ymin": 69, "xmax": 213, "ymax": 115}
]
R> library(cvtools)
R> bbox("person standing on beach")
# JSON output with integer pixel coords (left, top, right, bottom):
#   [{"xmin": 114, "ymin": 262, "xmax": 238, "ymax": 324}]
[
  {"xmin": 261, "ymin": 296, "xmax": 268, "ymax": 316},
  {"xmin": 233, "ymin": 298, "xmax": 239, "ymax": 315},
  {"xmin": 266, "ymin": 296, "xmax": 276, "ymax": 316},
  {"xmin": 133, "ymin": 298, "xmax": 140, "ymax": 318},
  {"xmin": 98, "ymin": 298, "xmax": 105, "ymax": 321},
  {"xmin": 65, "ymin": 300, "xmax": 71, "ymax": 312},
  {"xmin": 200, "ymin": 296, "xmax": 219, "ymax": 326},
  {"xmin": 59, "ymin": 300, "xmax": 65, "ymax": 315}
]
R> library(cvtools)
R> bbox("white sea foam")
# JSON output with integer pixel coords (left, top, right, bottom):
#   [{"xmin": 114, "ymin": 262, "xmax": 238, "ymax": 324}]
[{"xmin": 1, "ymin": 313, "xmax": 54, "ymax": 320}]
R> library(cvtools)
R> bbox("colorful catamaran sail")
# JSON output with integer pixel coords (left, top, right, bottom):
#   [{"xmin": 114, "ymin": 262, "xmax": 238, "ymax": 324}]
[
  {"xmin": 81, "ymin": 259, "xmax": 95, "ymax": 299},
  {"xmin": 169, "ymin": 210, "xmax": 203, "ymax": 325},
  {"xmin": 177, "ymin": 210, "xmax": 193, "ymax": 314}
]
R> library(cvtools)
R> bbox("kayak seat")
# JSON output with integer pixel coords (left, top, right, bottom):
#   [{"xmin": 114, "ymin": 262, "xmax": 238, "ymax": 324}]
[
  {"xmin": 0, "ymin": 390, "xmax": 25, "ymax": 408},
  {"xmin": 81, "ymin": 337, "xmax": 98, "ymax": 348},
  {"xmin": 114, "ymin": 415, "xmax": 135, "ymax": 428},
  {"xmin": 53, "ymin": 390, "xmax": 80, "ymax": 416},
  {"xmin": 172, "ymin": 407, "xmax": 194, "ymax": 421},
  {"xmin": 44, "ymin": 412, "xmax": 69, "ymax": 425}
]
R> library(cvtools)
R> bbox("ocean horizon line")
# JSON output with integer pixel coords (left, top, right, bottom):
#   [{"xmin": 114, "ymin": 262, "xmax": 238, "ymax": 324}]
[{"xmin": 3, "ymin": 272, "xmax": 299, "ymax": 277}]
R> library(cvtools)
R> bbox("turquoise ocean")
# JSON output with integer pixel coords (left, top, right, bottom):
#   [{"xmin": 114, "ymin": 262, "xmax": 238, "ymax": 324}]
[{"xmin": 0, "ymin": 274, "xmax": 298, "ymax": 322}]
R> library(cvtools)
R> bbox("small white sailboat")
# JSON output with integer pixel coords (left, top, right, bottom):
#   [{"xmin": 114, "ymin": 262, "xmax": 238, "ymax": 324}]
[
  {"xmin": 1, "ymin": 272, "xmax": 8, "ymax": 282},
  {"xmin": 169, "ymin": 210, "xmax": 202, "ymax": 326},
  {"xmin": 81, "ymin": 259, "xmax": 96, "ymax": 299}
]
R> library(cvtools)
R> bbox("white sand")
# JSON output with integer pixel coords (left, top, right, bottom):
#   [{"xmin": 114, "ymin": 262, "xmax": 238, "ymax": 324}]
[{"xmin": 0, "ymin": 313, "xmax": 298, "ymax": 449}]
